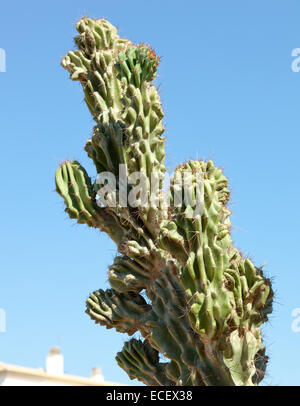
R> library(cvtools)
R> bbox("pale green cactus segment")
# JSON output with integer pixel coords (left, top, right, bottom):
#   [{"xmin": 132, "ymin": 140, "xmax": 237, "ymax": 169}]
[
  {"xmin": 86, "ymin": 288, "xmax": 151, "ymax": 336},
  {"xmin": 55, "ymin": 160, "xmax": 125, "ymax": 243},
  {"xmin": 62, "ymin": 18, "xmax": 129, "ymax": 124},
  {"xmin": 122, "ymin": 82, "xmax": 165, "ymax": 178},
  {"xmin": 159, "ymin": 160, "xmax": 231, "ymax": 265},
  {"xmin": 75, "ymin": 18, "xmax": 126, "ymax": 54},
  {"xmin": 56, "ymin": 18, "xmax": 274, "ymax": 387},
  {"xmin": 108, "ymin": 256, "xmax": 152, "ymax": 293},
  {"xmin": 116, "ymin": 339, "xmax": 172, "ymax": 386},
  {"xmin": 85, "ymin": 121, "xmax": 126, "ymax": 175},
  {"xmin": 55, "ymin": 160, "xmax": 99, "ymax": 225},
  {"xmin": 223, "ymin": 330, "xmax": 264, "ymax": 386}
]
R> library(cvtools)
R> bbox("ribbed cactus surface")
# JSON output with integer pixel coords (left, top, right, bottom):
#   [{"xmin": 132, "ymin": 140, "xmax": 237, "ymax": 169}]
[{"xmin": 55, "ymin": 18, "xmax": 273, "ymax": 386}]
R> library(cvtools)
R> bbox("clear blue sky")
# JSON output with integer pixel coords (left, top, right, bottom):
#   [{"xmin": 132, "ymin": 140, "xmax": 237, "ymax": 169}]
[{"xmin": 0, "ymin": 0, "xmax": 299, "ymax": 385}]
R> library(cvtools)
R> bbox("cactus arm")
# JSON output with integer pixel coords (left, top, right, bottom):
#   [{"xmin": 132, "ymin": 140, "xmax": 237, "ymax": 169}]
[
  {"xmin": 108, "ymin": 255, "xmax": 153, "ymax": 293},
  {"xmin": 86, "ymin": 289, "xmax": 151, "ymax": 337},
  {"xmin": 61, "ymin": 18, "xmax": 167, "ymax": 239},
  {"xmin": 61, "ymin": 18, "xmax": 129, "ymax": 124},
  {"xmin": 116, "ymin": 339, "xmax": 174, "ymax": 386},
  {"xmin": 159, "ymin": 160, "xmax": 273, "ymax": 385},
  {"xmin": 55, "ymin": 160, "xmax": 125, "ymax": 243}
]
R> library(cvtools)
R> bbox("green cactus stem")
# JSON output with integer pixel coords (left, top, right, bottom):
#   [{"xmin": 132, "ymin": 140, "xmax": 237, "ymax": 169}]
[{"xmin": 55, "ymin": 17, "xmax": 273, "ymax": 386}]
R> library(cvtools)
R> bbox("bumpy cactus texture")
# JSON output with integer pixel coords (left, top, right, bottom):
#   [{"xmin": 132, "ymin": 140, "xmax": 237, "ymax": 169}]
[{"xmin": 55, "ymin": 18, "xmax": 273, "ymax": 386}]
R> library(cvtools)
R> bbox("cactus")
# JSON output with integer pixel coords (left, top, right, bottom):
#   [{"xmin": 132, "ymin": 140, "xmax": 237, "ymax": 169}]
[{"xmin": 55, "ymin": 18, "xmax": 273, "ymax": 386}]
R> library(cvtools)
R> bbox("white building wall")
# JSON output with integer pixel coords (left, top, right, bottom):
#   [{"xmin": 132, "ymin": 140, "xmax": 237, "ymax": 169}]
[{"xmin": 0, "ymin": 347, "xmax": 117, "ymax": 386}]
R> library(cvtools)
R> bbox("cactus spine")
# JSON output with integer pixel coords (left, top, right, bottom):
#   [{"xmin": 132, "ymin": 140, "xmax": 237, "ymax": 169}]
[{"xmin": 55, "ymin": 18, "xmax": 273, "ymax": 386}]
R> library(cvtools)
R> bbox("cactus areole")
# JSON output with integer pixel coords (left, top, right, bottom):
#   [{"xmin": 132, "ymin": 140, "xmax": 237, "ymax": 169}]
[{"xmin": 55, "ymin": 18, "xmax": 273, "ymax": 386}]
